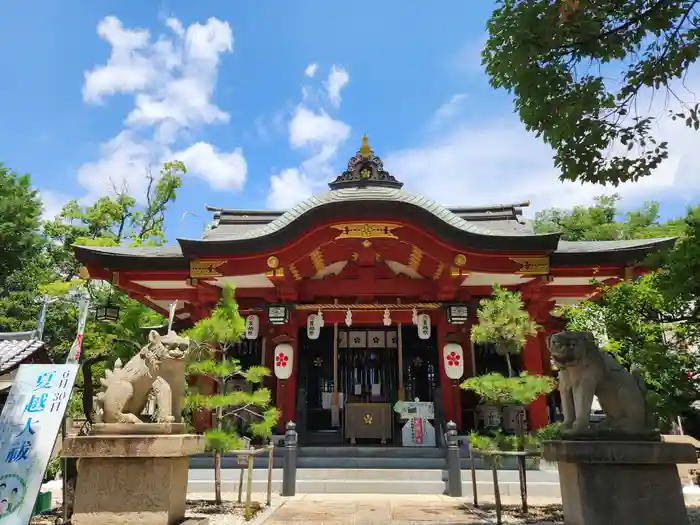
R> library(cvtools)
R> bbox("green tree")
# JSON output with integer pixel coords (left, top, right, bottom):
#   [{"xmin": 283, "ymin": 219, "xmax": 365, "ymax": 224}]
[
  {"xmin": 0, "ymin": 164, "xmax": 44, "ymax": 290},
  {"xmin": 484, "ymin": 0, "xmax": 700, "ymax": 185},
  {"xmin": 471, "ymin": 284, "xmax": 540, "ymax": 377},
  {"xmin": 185, "ymin": 284, "xmax": 278, "ymax": 505},
  {"xmin": 534, "ymin": 194, "xmax": 686, "ymax": 240},
  {"xmin": 44, "ymin": 160, "xmax": 185, "ymax": 281}
]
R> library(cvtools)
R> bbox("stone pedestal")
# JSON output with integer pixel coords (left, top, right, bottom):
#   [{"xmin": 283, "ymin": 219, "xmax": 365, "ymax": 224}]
[
  {"xmin": 543, "ymin": 440, "xmax": 696, "ymax": 525},
  {"xmin": 62, "ymin": 433, "xmax": 205, "ymax": 525}
]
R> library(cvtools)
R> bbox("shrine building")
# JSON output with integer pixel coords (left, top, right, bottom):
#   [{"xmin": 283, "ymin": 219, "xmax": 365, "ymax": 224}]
[{"xmin": 74, "ymin": 137, "xmax": 674, "ymax": 444}]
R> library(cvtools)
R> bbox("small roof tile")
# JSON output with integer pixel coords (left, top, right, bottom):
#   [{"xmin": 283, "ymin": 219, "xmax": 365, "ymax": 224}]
[{"xmin": 0, "ymin": 337, "xmax": 45, "ymax": 373}]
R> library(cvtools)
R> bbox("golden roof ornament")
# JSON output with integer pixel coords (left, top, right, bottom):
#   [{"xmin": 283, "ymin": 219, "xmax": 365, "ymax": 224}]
[
  {"xmin": 359, "ymin": 135, "xmax": 372, "ymax": 158},
  {"xmin": 328, "ymin": 134, "xmax": 404, "ymax": 190}
]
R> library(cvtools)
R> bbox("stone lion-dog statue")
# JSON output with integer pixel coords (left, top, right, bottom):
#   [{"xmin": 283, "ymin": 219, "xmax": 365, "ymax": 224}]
[
  {"xmin": 549, "ymin": 330, "xmax": 655, "ymax": 436},
  {"xmin": 94, "ymin": 330, "xmax": 191, "ymax": 424}
]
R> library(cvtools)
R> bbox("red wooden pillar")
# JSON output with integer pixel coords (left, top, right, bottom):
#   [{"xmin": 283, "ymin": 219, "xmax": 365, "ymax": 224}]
[
  {"xmin": 274, "ymin": 313, "xmax": 299, "ymax": 431},
  {"xmin": 522, "ymin": 332, "xmax": 549, "ymax": 430},
  {"xmin": 523, "ymin": 300, "xmax": 556, "ymax": 430},
  {"xmin": 437, "ymin": 311, "xmax": 462, "ymax": 429}
]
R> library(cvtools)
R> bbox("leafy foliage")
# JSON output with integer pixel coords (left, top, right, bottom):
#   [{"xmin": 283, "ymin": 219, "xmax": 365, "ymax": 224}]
[
  {"xmin": 0, "ymin": 164, "xmax": 44, "ymax": 291},
  {"xmin": 462, "ymin": 372, "xmax": 556, "ymax": 406},
  {"xmin": 534, "ymin": 194, "xmax": 685, "ymax": 241},
  {"xmin": 484, "ymin": 0, "xmax": 700, "ymax": 185},
  {"xmin": 469, "ymin": 422, "xmax": 564, "ymax": 457},
  {"xmin": 471, "ymin": 284, "xmax": 540, "ymax": 376}
]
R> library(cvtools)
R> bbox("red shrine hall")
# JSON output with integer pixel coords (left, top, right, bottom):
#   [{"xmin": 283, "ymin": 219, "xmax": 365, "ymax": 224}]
[{"xmin": 74, "ymin": 137, "xmax": 673, "ymax": 445}]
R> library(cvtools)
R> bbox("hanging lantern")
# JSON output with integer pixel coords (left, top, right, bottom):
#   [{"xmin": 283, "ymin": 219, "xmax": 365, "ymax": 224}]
[
  {"xmin": 267, "ymin": 304, "xmax": 289, "ymax": 325},
  {"xmin": 245, "ymin": 315, "xmax": 259, "ymax": 340},
  {"xmin": 416, "ymin": 313, "xmax": 431, "ymax": 340},
  {"xmin": 274, "ymin": 343, "xmax": 293, "ymax": 380},
  {"xmin": 383, "ymin": 308, "xmax": 392, "ymax": 327},
  {"xmin": 445, "ymin": 303, "xmax": 469, "ymax": 325},
  {"xmin": 95, "ymin": 303, "xmax": 120, "ymax": 322},
  {"xmin": 443, "ymin": 343, "xmax": 464, "ymax": 380},
  {"xmin": 345, "ymin": 308, "xmax": 352, "ymax": 327},
  {"xmin": 307, "ymin": 314, "xmax": 321, "ymax": 340}
]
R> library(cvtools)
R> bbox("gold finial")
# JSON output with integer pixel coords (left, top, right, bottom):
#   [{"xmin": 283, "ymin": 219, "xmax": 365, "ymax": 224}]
[{"xmin": 360, "ymin": 135, "xmax": 371, "ymax": 158}]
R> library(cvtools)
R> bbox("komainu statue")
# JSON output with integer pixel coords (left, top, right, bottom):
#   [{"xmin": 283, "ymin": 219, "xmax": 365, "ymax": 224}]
[
  {"xmin": 94, "ymin": 330, "xmax": 191, "ymax": 424},
  {"xmin": 549, "ymin": 330, "xmax": 655, "ymax": 436}
]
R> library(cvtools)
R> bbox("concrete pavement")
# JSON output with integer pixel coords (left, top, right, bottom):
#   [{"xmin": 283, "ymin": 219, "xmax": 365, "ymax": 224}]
[{"xmin": 263, "ymin": 493, "xmax": 565, "ymax": 524}]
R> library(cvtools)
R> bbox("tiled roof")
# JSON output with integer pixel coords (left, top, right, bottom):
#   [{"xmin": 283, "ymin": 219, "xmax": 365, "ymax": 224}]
[
  {"xmin": 0, "ymin": 335, "xmax": 45, "ymax": 373},
  {"xmin": 201, "ymin": 187, "xmax": 538, "ymax": 241},
  {"xmin": 203, "ymin": 200, "xmax": 535, "ymax": 240},
  {"xmin": 555, "ymin": 238, "xmax": 677, "ymax": 253}
]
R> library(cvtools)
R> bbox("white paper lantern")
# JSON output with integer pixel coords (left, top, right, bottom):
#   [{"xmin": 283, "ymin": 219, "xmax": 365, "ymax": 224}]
[
  {"xmin": 274, "ymin": 343, "xmax": 293, "ymax": 380},
  {"xmin": 443, "ymin": 343, "xmax": 464, "ymax": 380},
  {"xmin": 416, "ymin": 313, "xmax": 431, "ymax": 340},
  {"xmin": 245, "ymin": 315, "xmax": 259, "ymax": 340},
  {"xmin": 307, "ymin": 314, "xmax": 321, "ymax": 340}
]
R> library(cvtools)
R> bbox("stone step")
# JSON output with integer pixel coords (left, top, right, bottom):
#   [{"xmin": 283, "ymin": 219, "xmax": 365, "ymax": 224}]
[
  {"xmin": 186, "ymin": 472, "xmax": 562, "ymax": 497},
  {"xmin": 188, "ymin": 468, "xmax": 559, "ymax": 483},
  {"xmin": 189, "ymin": 452, "xmax": 542, "ymax": 471},
  {"xmin": 298, "ymin": 446, "xmax": 445, "ymax": 458}
]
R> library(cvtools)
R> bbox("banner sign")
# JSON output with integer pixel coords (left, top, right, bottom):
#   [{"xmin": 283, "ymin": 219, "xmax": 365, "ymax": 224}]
[
  {"xmin": 0, "ymin": 364, "xmax": 79, "ymax": 524},
  {"xmin": 66, "ymin": 296, "xmax": 90, "ymax": 364}
]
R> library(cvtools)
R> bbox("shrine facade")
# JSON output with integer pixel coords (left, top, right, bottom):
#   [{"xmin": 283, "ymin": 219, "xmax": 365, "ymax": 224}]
[{"xmin": 74, "ymin": 137, "xmax": 675, "ymax": 444}]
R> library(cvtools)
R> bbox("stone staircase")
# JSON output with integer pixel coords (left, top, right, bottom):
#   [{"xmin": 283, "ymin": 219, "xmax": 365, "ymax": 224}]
[{"xmin": 188, "ymin": 446, "xmax": 561, "ymax": 496}]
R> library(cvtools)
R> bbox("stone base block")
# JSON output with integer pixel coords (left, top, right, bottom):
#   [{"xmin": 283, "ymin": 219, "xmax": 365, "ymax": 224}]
[
  {"xmin": 62, "ymin": 434, "xmax": 205, "ymax": 525},
  {"xmin": 543, "ymin": 440, "xmax": 697, "ymax": 525}
]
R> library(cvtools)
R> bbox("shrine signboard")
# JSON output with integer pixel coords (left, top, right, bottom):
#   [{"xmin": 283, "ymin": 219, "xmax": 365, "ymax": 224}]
[{"xmin": 0, "ymin": 364, "xmax": 78, "ymax": 524}]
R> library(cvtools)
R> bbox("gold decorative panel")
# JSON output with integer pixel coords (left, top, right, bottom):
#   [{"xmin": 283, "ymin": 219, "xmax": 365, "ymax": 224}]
[
  {"xmin": 190, "ymin": 259, "xmax": 226, "ymax": 278},
  {"xmin": 267, "ymin": 256, "xmax": 279, "ymax": 269},
  {"xmin": 331, "ymin": 222, "xmax": 401, "ymax": 240},
  {"xmin": 310, "ymin": 248, "xmax": 325, "ymax": 273},
  {"xmin": 432, "ymin": 262, "xmax": 445, "ymax": 280},
  {"xmin": 511, "ymin": 257, "xmax": 550, "ymax": 276},
  {"xmin": 289, "ymin": 264, "xmax": 302, "ymax": 281},
  {"xmin": 408, "ymin": 245, "xmax": 423, "ymax": 272}
]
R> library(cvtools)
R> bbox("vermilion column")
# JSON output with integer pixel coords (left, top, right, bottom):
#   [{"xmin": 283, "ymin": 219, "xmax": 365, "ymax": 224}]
[
  {"xmin": 275, "ymin": 314, "xmax": 299, "ymax": 431},
  {"xmin": 437, "ymin": 312, "xmax": 462, "ymax": 429},
  {"xmin": 522, "ymin": 331, "xmax": 549, "ymax": 430}
]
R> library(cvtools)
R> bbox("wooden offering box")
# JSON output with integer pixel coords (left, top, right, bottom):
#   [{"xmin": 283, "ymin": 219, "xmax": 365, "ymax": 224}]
[{"xmin": 345, "ymin": 402, "xmax": 392, "ymax": 444}]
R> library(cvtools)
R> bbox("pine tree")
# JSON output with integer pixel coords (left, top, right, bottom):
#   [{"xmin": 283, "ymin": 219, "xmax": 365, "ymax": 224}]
[
  {"xmin": 184, "ymin": 284, "xmax": 278, "ymax": 505},
  {"xmin": 471, "ymin": 284, "xmax": 540, "ymax": 377}
]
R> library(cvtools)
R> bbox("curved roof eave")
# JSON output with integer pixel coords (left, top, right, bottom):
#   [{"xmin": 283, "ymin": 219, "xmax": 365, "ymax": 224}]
[
  {"xmin": 178, "ymin": 187, "xmax": 561, "ymax": 257},
  {"xmin": 73, "ymin": 244, "xmax": 188, "ymax": 272},
  {"xmin": 551, "ymin": 237, "xmax": 677, "ymax": 266}
]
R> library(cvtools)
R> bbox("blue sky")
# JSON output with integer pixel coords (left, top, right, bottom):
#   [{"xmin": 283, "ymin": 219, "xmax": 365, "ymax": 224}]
[{"xmin": 1, "ymin": 0, "xmax": 698, "ymax": 241}]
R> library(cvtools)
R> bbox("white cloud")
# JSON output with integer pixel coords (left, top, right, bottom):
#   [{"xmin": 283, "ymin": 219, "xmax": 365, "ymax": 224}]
[
  {"xmin": 266, "ymin": 65, "xmax": 352, "ymax": 208},
  {"xmin": 39, "ymin": 190, "xmax": 71, "ymax": 221},
  {"xmin": 171, "ymin": 142, "xmax": 247, "ymax": 191},
  {"xmin": 325, "ymin": 65, "xmax": 349, "ymax": 108},
  {"xmin": 385, "ymin": 86, "xmax": 700, "ymax": 218},
  {"xmin": 78, "ymin": 16, "xmax": 244, "ymax": 203},
  {"xmin": 268, "ymin": 168, "xmax": 314, "ymax": 209},
  {"xmin": 304, "ymin": 63, "xmax": 318, "ymax": 78},
  {"xmin": 288, "ymin": 106, "xmax": 350, "ymax": 150}
]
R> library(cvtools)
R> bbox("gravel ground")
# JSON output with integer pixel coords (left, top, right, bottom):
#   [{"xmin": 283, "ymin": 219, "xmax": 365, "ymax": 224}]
[
  {"xmin": 29, "ymin": 493, "xmax": 269, "ymax": 525},
  {"xmin": 185, "ymin": 493, "xmax": 268, "ymax": 525}
]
